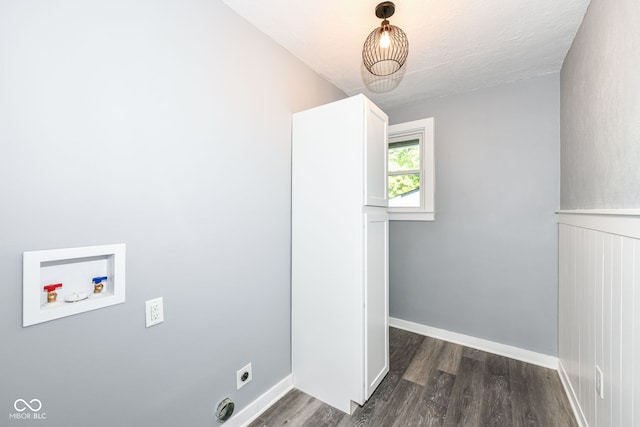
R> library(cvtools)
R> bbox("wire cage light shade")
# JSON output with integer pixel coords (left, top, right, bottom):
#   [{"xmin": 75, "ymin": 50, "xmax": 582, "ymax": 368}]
[{"xmin": 362, "ymin": 2, "xmax": 409, "ymax": 77}]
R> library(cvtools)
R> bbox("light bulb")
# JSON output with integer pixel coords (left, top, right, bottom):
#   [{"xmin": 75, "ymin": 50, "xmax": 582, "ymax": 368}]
[{"xmin": 379, "ymin": 30, "xmax": 391, "ymax": 48}]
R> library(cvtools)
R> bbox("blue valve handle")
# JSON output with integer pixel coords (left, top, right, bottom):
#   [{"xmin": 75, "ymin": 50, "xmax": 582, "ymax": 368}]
[{"xmin": 92, "ymin": 276, "xmax": 108, "ymax": 283}]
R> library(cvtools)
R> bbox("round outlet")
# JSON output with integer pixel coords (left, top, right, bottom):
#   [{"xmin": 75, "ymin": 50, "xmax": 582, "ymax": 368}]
[{"xmin": 215, "ymin": 398, "xmax": 234, "ymax": 422}]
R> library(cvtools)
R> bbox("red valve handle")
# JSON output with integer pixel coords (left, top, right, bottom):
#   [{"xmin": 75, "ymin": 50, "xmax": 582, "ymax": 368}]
[{"xmin": 44, "ymin": 283, "xmax": 63, "ymax": 292}]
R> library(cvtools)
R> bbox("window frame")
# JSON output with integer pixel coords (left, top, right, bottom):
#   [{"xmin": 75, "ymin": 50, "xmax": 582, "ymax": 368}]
[{"xmin": 387, "ymin": 118, "xmax": 434, "ymax": 221}]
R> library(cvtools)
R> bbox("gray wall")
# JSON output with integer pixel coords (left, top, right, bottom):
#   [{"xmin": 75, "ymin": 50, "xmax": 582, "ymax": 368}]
[
  {"xmin": 386, "ymin": 74, "xmax": 561, "ymax": 356},
  {"xmin": 561, "ymin": 0, "xmax": 640, "ymax": 209},
  {"xmin": 0, "ymin": 1, "xmax": 344, "ymax": 426}
]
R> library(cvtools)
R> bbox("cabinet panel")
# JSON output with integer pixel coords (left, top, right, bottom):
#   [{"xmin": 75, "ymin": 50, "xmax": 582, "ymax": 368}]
[
  {"xmin": 364, "ymin": 212, "xmax": 389, "ymax": 398},
  {"xmin": 292, "ymin": 95, "xmax": 389, "ymax": 414},
  {"xmin": 364, "ymin": 102, "xmax": 388, "ymax": 207}
]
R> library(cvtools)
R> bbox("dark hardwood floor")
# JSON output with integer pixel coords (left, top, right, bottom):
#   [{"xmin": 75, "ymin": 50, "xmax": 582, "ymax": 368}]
[{"xmin": 249, "ymin": 327, "xmax": 577, "ymax": 427}]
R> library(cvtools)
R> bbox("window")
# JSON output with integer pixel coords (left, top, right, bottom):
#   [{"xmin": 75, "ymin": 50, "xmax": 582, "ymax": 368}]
[{"xmin": 388, "ymin": 118, "xmax": 434, "ymax": 221}]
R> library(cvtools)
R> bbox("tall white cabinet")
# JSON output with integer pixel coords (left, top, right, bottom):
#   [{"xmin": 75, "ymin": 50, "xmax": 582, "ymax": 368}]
[{"xmin": 291, "ymin": 94, "xmax": 389, "ymax": 414}]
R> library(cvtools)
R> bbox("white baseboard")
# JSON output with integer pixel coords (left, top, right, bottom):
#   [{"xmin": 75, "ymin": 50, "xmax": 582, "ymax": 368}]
[
  {"xmin": 389, "ymin": 317, "xmax": 558, "ymax": 370},
  {"xmin": 558, "ymin": 360, "xmax": 587, "ymax": 427},
  {"xmin": 224, "ymin": 374, "xmax": 294, "ymax": 427}
]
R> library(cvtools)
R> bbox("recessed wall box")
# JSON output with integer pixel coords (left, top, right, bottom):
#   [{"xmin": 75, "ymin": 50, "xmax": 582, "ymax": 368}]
[{"xmin": 23, "ymin": 244, "xmax": 126, "ymax": 326}]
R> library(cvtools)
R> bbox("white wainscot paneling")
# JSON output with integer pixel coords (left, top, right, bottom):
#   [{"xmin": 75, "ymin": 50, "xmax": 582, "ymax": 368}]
[{"xmin": 557, "ymin": 211, "xmax": 639, "ymax": 427}]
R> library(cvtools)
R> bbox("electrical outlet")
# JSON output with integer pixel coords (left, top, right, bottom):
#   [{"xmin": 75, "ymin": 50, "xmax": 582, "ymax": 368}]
[
  {"xmin": 595, "ymin": 365, "xmax": 604, "ymax": 399},
  {"xmin": 145, "ymin": 297, "xmax": 164, "ymax": 327},
  {"xmin": 236, "ymin": 363, "xmax": 252, "ymax": 390}
]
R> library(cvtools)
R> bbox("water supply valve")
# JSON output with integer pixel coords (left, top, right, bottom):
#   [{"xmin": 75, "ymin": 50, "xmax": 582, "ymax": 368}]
[
  {"xmin": 92, "ymin": 276, "xmax": 107, "ymax": 294},
  {"xmin": 43, "ymin": 283, "xmax": 63, "ymax": 303}
]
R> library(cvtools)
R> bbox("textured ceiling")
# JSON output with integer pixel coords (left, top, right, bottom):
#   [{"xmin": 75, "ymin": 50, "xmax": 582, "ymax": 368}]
[{"xmin": 222, "ymin": 0, "xmax": 591, "ymax": 111}]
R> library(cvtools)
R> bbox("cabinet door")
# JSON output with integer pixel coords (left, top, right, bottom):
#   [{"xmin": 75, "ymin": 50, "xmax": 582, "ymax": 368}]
[
  {"xmin": 364, "ymin": 211, "xmax": 389, "ymax": 398},
  {"xmin": 363, "ymin": 101, "xmax": 388, "ymax": 207}
]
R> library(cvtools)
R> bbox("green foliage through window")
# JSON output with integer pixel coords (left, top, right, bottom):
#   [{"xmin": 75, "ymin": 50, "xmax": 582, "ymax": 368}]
[
  {"xmin": 388, "ymin": 139, "xmax": 420, "ymax": 199},
  {"xmin": 389, "ymin": 174, "xmax": 420, "ymax": 198}
]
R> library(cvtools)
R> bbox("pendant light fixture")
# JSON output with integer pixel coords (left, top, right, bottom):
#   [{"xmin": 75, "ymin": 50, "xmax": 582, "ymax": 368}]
[{"xmin": 362, "ymin": 2, "xmax": 409, "ymax": 77}]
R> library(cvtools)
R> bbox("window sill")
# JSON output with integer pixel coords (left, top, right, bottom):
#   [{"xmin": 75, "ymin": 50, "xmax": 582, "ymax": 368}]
[{"xmin": 389, "ymin": 211, "xmax": 435, "ymax": 221}]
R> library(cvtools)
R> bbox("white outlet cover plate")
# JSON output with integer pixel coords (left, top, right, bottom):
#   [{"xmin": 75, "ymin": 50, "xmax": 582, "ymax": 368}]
[
  {"xmin": 236, "ymin": 363, "xmax": 252, "ymax": 390},
  {"xmin": 145, "ymin": 297, "xmax": 164, "ymax": 327}
]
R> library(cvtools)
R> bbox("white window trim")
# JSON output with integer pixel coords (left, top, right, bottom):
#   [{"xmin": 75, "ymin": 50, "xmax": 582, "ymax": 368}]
[{"xmin": 388, "ymin": 118, "xmax": 434, "ymax": 221}]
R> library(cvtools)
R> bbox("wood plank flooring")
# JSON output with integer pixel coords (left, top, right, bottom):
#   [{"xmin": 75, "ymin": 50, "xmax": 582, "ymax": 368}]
[{"xmin": 249, "ymin": 327, "xmax": 577, "ymax": 427}]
